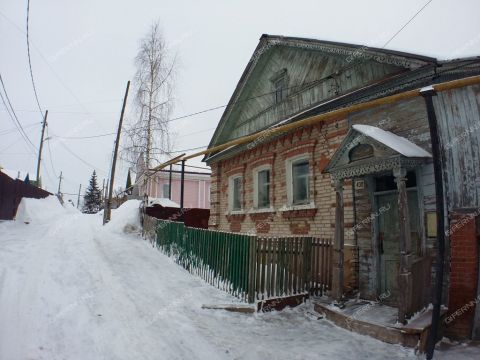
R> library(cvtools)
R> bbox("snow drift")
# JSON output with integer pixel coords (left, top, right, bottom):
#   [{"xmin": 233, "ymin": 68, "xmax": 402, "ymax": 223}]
[
  {"xmin": 15, "ymin": 196, "xmax": 66, "ymax": 223},
  {"xmin": 104, "ymin": 200, "xmax": 142, "ymax": 234}
]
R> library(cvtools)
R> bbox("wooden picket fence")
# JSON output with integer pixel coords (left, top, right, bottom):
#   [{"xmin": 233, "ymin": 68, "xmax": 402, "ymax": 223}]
[{"xmin": 155, "ymin": 220, "xmax": 332, "ymax": 303}]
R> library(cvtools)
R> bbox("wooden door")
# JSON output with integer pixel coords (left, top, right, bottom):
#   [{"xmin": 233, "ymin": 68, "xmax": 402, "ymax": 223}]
[{"xmin": 378, "ymin": 193, "xmax": 399, "ymax": 302}]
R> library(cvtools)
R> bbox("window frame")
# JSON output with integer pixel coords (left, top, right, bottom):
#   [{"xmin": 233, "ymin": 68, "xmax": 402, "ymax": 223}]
[
  {"xmin": 162, "ymin": 183, "xmax": 170, "ymax": 198},
  {"xmin": 274, "ymin": 76, "xmax": 287, "ymax": 104},
  {"xmin": 228, "ymin": 175, "xmax": 243, "ymax": 212},
  {"xmin": 253, "ymin": 165, "xmax": 272, "ymax": 210},
  {"xmin": 286, "ymin": 155, "xmax": 311, "ymax": 206}
]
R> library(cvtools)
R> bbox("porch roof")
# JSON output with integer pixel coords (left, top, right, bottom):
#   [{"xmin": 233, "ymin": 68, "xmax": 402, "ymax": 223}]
[
  {"xmin": 352, "ymin": 125, "xmax": 432, "ymax": 158},
  {"xmin": 324, "ymin": 125, "xmax": 432, "ymax": 180}
]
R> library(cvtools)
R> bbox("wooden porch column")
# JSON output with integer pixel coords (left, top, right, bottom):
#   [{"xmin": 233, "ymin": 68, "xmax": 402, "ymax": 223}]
[
  {"xmin": 394, "ymin": 167, "xmax": 413, "ymax": 323},
  {"xmin": 332, "ymin": 178, "xmax": 345, "ymax": 302}
]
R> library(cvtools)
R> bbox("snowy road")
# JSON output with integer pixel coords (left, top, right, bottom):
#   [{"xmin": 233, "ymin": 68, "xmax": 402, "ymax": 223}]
[{"xmin": 0, "ymin": 198, "xmax": 475, "ymax": 359}]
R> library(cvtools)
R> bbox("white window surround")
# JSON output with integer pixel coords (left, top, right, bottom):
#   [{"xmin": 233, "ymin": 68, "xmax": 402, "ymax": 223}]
[
  {"xmin": 285, "ymin": 154, "xmax": 313, "ymax": 208},
  {"xmin": 279, "ymin": 202, "xmax": 316, "ymax": 212},
  {"xmin": 248, "ymin": 206, "xmax": 276, "ymax": 214},
  {"xmin": 252, "ymin": 164, "xmax": 272, "ymax": 210},
  {"xmin": 228, "ymin": 175, "xmax": 243, "ymax": 213}
]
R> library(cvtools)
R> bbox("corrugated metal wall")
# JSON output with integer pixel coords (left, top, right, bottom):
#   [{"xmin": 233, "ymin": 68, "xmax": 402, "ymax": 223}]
[{"xmin": 434, "ymin": 84, "xmax": 480, "ymax": 210}]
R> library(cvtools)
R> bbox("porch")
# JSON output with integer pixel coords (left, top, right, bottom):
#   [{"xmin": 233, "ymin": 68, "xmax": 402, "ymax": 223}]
[{"xmin": 324, "ymin": 125, "xmax": 435, "ymax": 324}]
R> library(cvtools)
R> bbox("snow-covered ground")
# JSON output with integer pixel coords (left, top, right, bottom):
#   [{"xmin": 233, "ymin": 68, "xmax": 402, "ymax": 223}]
[{"xmin": 0, "ymin": 197, "xmax": 478, "ymax": 360}]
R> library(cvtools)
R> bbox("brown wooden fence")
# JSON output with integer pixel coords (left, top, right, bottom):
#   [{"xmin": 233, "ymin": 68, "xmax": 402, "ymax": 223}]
[
  {"xmin": 251, "ymin": 237, "xmax": 332, "ymax": 301},
  {"xmin": 0, "ymin": 172, "xmax": 51, "ymax": 220},
  {"xmin": 155, "ymin": 220, "xmax": 333, "ymax": 303}
]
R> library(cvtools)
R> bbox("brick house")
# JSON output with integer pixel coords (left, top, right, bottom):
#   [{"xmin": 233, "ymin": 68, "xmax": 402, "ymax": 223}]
[
  {"xmin": 133, "ymin": 155, "xmax": 211, "ymax": 209},
  {"xmin": 204, "ymin": 35, "xmax": 480, "ymax": 339}
]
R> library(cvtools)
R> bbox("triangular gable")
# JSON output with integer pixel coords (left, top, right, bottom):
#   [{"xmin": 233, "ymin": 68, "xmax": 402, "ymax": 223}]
[
  {"xmin": 206, "ymin": 35, "xmax": 436, "ymax": 161},
  {"xmin": 324, "ymin": 125, "xmax": 431, "ymax": 179}
]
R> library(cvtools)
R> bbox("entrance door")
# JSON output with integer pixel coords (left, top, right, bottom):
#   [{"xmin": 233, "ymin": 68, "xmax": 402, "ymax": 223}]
[{"xmin": 378, "ymin": 193, "xmax": 400, "ymax": 302}]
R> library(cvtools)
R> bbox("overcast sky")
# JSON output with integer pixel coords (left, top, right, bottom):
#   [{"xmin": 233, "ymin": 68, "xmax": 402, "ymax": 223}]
[{"xmin": 1, "ymin": 0, "xmax": 479, "ymax": 203}]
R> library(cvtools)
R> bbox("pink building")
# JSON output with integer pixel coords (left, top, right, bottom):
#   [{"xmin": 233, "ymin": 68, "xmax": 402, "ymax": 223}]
[{"xmin": 138, "ymin": 169, "xmax": 211, "ymax": 209}]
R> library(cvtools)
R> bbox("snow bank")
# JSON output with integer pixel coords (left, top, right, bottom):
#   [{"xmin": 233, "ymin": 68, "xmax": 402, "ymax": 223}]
[
  {"xmin": 148, "ymin": 197, "xmax": 179, "ymax": 208},
  {"xmin": 15, "ymin": 196, "xmax": 66, "ymax": 223},
  {"xmin": 104, "ymin": 200, "xmax": 142, "ymax": 234}
]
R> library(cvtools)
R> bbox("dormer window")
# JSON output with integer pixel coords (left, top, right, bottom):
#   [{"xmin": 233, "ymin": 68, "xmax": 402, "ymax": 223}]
[
  {"xmin": 271, "ymin": 68, "xmax": 288, "ymax": 104},
  {"xmin": 275, "ymin": 76, "xmax": 287, "ymax": 103}
]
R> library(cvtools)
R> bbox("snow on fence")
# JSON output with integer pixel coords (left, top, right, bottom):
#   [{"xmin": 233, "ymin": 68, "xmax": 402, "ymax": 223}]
[{"xmin": 155, "ymin": 220, "xmax": 332, "ymax": 303}]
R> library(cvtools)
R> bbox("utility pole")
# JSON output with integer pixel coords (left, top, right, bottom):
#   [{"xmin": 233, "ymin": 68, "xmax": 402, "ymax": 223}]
[
  {"xmin": 57, "ymin": 171, "xmax": 63, "ymax": 194},
  {"xmin": 104, "ymin": 80, "xmax": 130, "ymax": 224},
  {"xmin": 168, "ymin": 164, "xmax": 172, "ymax": 199},
  {"xmin": 180, "ymin": 159, "xmax": 185, "ymax": 212},
  {"xmin": 77, "ymin": 184, "xmax": 82, "ymax": 209},
  {"xmin": 35, "ymin": 110, "xmax": 48, "ymax": 188}
]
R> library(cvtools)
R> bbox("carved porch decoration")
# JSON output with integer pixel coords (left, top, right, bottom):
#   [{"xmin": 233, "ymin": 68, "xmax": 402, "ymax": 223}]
[{"xmin": 324, "ymin": 124, "xmax": 431, "ymax": 320}]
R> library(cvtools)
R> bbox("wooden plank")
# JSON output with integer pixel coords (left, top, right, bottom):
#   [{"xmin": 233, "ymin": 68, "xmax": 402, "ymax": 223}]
[
  {"xmin": 257, "ymin": 292, "xmax": 309, "ymax": 312},
  {"xmin": 293, "ymin": 237, "xmax": 298, "ymax": 294},
  {"xmin": 201, "ymin": 304, "xmax": 255, "ymax": 314},
  {"xmin": 279, "ymin": 237, "xmax": 285, "ymax": 296},
  {"xmin": 255, "ymin": 238, "xmax": 262, "ymax": 300}
]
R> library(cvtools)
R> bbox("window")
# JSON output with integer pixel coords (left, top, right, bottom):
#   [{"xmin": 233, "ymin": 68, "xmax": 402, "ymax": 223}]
[
  {"xmin": 162, "ymin": 183, "xmax": 170, "ymax": 198},
  {"xmin": 253, "ymin": 168, "xmax": 271, "ymax": 209},
  {"xmin": 274, "ymin": 76, "xmax": 287, "ymax": 104},
  {"xmin": 229, "ymin": 176, "xmax": 243, "ymax": 211},
  {"xmin": 289, "ymin": 159, "xmax": 310, "ymax": 205}
]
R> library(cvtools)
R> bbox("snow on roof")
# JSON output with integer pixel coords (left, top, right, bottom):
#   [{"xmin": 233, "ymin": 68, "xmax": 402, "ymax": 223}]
[
  {"xmin": 0, "ymin": 168, "xmax": 30, "ymax": 181},
  {"xmin": 352, "ymin": 125, "xmax": 432, "ymax": 158},
  {"xmin": 148, "ymin": 197, "xmax": 180, "ymax": 208}
]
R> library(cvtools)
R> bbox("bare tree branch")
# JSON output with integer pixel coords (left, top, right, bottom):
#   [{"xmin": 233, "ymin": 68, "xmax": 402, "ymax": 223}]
[{"xmin": 122, "ymin": 21, "xmax": 177, "ymax": 171}]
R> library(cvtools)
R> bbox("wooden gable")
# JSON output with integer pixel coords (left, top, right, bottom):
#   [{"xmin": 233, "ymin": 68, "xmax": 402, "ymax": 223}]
[{"xmin": 207, "ymin": 35, "xmax": 435, "ymax": 158}]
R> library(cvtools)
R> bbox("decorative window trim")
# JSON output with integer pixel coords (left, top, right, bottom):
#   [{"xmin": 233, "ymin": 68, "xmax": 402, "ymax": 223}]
[
  {"xmin": 279, "ymin": 202, "xmax": 316, "ymax": 212},
  {"xmin": 249, "ymin": 153, "xmax": 275, "ymax": 169},
  {"xmin": 285, "ymin": 154, "xmax": 311, "ymax": 207},
  {"xmin": 252, "ymin": 164, "xmax": 272, "ymax": 210},
  {"xmin": 248, "ymin": 207, "xmax": 275, "ymax": 214},
  {"xmin": 280, "ymin": 139, "xmax": 317, "ymax": 160},
  {"xmin": 228, "ymin": 174, "xmax": 243, "ymax": 213}
]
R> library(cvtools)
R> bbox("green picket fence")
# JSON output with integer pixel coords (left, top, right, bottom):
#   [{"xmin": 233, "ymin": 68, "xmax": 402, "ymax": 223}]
[
  {"xmin": 155, "ymin": 219, "xmax": 332, "ymax": 303},
  {"xmin": 156, "ymin": 220, "xmax": 252, "ymax": 301}
]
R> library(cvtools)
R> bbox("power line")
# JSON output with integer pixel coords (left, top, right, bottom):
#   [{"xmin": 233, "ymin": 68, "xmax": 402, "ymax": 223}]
[
  {"xmin": 0, "ymin": 108, "xmax": 117, "ymax": 115},
  {"xmin": 57, "ymin": 140, "xmax": 106, "ymax": 174},
  {"xmin": 0, "ymin": 73, "xmax": 38, "ymax": 153},
  {"xmin": 45, "ymin": 126, "xmax": 58, "ymax": 177},
  {"xmin": 172, "ymin": 59, "xmax": 480, "ymax": 158},
  {"xmin": 172, "ymin": 145, "xmax": 207, "ymax": 153},
  {"xmin": 54, "ymin": 125, "xmax": 217, "ymax": 141},
  {"xmin": 26, "ymin": 0, "xmax": 43, "ymax": 115},
  {"xmin": 0, "ymin": 124, "xmax": 38, "ymax": 153},
  {"xmin": 177, "ymin": 127, "xmax": 216, "ymax": 138},
  {"xmin": 0, "ymin": 122, "xmax": 40, "ymax": 136},
  {"xmin": 54, "ymin": 132, "xmax": 116, "ymax": 140},
  {"xmin": 382, "ymin": 0, "xmax": 434, "ymax": 48}
]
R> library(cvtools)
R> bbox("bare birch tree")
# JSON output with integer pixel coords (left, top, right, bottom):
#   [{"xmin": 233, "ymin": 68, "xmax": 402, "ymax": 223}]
[{"xmin": 123, "ymin": 21, "xmax": 176, "ymax": 170}]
